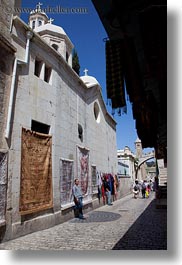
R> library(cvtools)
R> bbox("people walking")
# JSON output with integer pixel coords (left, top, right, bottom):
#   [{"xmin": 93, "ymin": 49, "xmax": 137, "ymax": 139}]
[
  {"xmin": 133, "ymin": 180, "xmax": 140, "ymax": 199},
  {"xmin": 72, "ymin": 178, "xmax": 86, "ymax": 219},
  {"xmin": 141, "ymin": 180, "xmax": 146, "ymax": 198},
  {"xmin": 104, "ymin": 177, "xmax": 113, "ymax": 205},
  {"xmin": 101, "ymin": 177, "xmax": 106, "ymax": 205},
  {"xmin": 145, "ymin": 184, "xmax": 150, "ymax": 198},
  {"xmin": 113, "ymin": 174, "xmax": 119, "ymax": 201}
]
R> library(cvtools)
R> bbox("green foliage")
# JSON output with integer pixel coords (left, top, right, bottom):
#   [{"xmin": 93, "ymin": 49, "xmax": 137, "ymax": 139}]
[
  {"xmin": 134, "ymin": 158, "xmax": 139, "ymax": 166},
  {"xmin": 72, "ymin": 49, "xmax": 80, "ymax": 75}
]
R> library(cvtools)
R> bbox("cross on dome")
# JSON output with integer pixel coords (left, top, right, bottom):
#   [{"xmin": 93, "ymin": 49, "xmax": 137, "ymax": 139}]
[
  {"xmin": 48, "ymin": 18, "xmax": 54, "ymax": 24},
  {"xmin": 80, "ymin": 69, "xmax": 99, "ymax": 87},
  {"xmin": 36, "ymin": 2, "xmax": 43, "ymax": 11},
  {"xmin": 84, "ymin": 68, "xmax": 88, "ymax": 76}
]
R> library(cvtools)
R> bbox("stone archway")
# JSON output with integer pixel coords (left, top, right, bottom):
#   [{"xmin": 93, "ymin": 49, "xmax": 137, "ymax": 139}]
[{"xmin": 136, "ymin": 155, "xmax": 155, "ymax": 180}]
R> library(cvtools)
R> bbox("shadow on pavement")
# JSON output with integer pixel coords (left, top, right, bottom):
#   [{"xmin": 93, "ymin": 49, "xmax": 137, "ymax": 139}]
[
  {"xmin": 69, "ymin": 211, "xmax": 121, "ymax": 223},
  {"xmin": 112, "ymin": 199, "xmax": 167, "ymax": 250}
]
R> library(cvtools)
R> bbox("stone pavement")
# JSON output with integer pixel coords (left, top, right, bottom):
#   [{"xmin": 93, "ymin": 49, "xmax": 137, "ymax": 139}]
[{"xmin": 0, "ymin": 192, "xmax": 167, "ymax": 250}]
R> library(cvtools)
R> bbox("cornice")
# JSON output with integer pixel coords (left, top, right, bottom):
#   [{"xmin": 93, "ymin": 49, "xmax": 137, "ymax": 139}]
[{"xmin": 0, "ymin": 34, "xmax": 16, "ymax": 53}]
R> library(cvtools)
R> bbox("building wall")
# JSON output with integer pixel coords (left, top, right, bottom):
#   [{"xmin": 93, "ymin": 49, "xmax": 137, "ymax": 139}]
[
  {"xmin": 117, "ymin": 176, "xmax": 133, "ymax": 198},
  {"xmin": 86, "ymin": 87, "xmax": 117, "ymax": 175},
  {"xmin": 0, "ymin": 0, "xmax": 13, "ymax": 41},
  {"xmin": 41, "ymin": 35, "xmax": 66, "ymax": 59},
  {"xmin": 0, "ymin": 0, "xmax": 22, "ymax": 240},
  {"xmin": 0, "ymin": 49, "xmax": 15, "ymax": 150},
  {"xmin": 117, "ymin": 148, "xmax": 136, "ymax": 198},
  {"xmin": 2, "ymin": 18, "xmax": 118, "ymax": 241},
  {"xmin": 0, "ymin": 0, "xmax": 19, "ymax": 150},
  {"xmin": 0, "ymin": 0, "xmax": 21, "ymax": 39}
]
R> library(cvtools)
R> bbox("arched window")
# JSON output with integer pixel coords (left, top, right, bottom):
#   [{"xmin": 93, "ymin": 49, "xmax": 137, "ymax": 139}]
[
  {"xmin": 38, "ymin": 20, "xmax": 42, "ymax": 26},
  {"xmin": 34, "ymin": 58, "xmax": 42, "ymax": 77},
  {"xmin": 93, "ymin": 102, "xmax": 101, "ymax": 123},
  {"xmin": 52, "ymin": 44, "xmax": 58, "ymax": 51},
  {"xmin": 78, "ymin": 124, "xmax": 83, "ymax": 142},
  {"xmin": 66, "ymin": 52, "xmax": 69, "ymax": 62},
  {"xmin": 32, "ymin": 20, "xmax": 35, "ymax": 29}
]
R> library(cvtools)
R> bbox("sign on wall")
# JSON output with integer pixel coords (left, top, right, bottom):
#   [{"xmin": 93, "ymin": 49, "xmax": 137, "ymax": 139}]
[
  {"xmin": 0, "ymin": 152, "xmax": 8, "ymax": 225},
  {"xmin": 60, "ymin": 159, "xmax": 74, "ymax": 206},
  {"xmin": 77, "ymin": 146, "xmax": 89, "ymax": 195},
  {"xmin": 20, "ymin": 128, "xmax": 53, "ymax": 215},
  {"xmin": 91, "ymin": 165, "xmax": 97, "ymax": 193}
]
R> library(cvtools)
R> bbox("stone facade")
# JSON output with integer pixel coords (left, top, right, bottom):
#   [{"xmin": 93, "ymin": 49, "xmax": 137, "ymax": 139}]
[
  {"xmin": 117, "ymin": 147, "xmax": 135, "ymax": 196},
  {"xmin": 117, "ymin": 146, "xmax": 135, "ymax": 178},
  {"xmin": 0, "ymin": 0, "xmax": 21, "ymax": 241},
  {"xmin": 134, "ymin": 138, "xmax": 147, "ymax": 181},
  {"xmin": 0, "ymin": 6, "xmax": 118, "ymax": 241},
  {"xmin": 0, "ymin": 0, "xmax": 18, "ymax": 150}
]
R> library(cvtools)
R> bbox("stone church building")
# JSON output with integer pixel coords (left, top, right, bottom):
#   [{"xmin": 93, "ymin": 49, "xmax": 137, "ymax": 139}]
[{"xmin": 0, "ymin": 4, "xmax": 118, "ymax": 241}]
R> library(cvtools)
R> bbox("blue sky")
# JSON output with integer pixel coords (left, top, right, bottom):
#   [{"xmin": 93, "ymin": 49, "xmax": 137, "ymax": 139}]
[{"xmin": 20, "ymin": 0, "xmax": 153, "ymax": 154}]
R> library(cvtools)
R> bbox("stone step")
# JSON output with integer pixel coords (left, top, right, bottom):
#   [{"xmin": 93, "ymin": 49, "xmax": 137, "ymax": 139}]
[{"xmin": 158, "ymin": 167, "xmax": 167, "ymax": 186}]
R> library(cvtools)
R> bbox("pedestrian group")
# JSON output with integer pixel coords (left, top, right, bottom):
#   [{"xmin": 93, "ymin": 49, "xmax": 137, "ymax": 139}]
[
  {"xmin": 72, "ymin": 175, "xmax": 154, "ymax": 220},
  {"xmin": 133, "ymin": 179, "xmax": 153, "ymax": 199},
  {"xmin": 72, "ymin": 174, "xmax": 119, "ymax": 219}
]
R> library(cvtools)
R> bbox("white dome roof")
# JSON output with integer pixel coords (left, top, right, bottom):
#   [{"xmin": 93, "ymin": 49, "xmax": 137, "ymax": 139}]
[
  {"xmin": 30, "ymin": 9, "xmax": 48, "ymax": 18},
  {"xmin": 35, "ymin": 23, "xmax": 66, "ymax": 35},
  {"xmin": 135, "ymin": 137, "xmax": 141, "ymax": 143},
  {"xmin": 29, "ymin": 4, "xmax": 49, "ymax": 19},
  {"xmin": 80, "ymin": 69, "xmax": 99, "ymax": 88}
]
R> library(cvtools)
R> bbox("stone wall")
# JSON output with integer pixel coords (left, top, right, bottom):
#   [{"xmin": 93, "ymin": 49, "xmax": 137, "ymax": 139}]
[
  {"xmin": 0, "ymin": 0, "xmax": 13, "ymax": 41},
  {"xmin": 0, "ymin": 0, "xmax": 18, "ymax": 151},
  {"xmin": 117, "ymin": 177, "xmax": 133, "ymax": 198}
]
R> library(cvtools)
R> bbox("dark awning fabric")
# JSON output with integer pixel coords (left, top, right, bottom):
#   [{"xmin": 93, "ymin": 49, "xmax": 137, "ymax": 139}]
[
  {"xmin": 105, "ymin": 39, "xmax": 126, "ymax": 110},
  {"xmin": 105, "ymin": 37, "xmax": 143, "ymax": 114},
  {"xmin": 139, "ymin": 5, "xmax": 167, "ymax": 124},
  {"xmin": 122, "ymin": 37, "xmax": 144, "ymax": 104},
  {"xmin": 92, "ymin": 0, "xmax": 167, "ymax": 156}
]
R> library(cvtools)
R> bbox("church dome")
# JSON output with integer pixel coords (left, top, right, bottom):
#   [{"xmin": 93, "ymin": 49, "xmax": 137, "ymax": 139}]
[
  {"xmin": 30, "ymin": 8, "xmax": 48, "ymax": 19},
  {"xmin": 28, "ymin": 3, "xmax": 73, "ymax": 67},
  {"xmin": 80, "ymin": 69, "xmax": 100, "ymax": 88},
  {"xmin": 29, "ymin": 3, "xmax": 49, "ymax": 30},
  {"xmin": 34, "ymin": 23, "xmax": 66, "ymax": 36},
  {"xmin": 135, "ymin": 137, "xmax": 141, "ymax": 143}
]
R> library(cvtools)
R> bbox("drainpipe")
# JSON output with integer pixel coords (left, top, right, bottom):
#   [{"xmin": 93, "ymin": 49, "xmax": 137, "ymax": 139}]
[{"xmin": 5, "ymin": 30, "xmax": 33, "ymax": 139}]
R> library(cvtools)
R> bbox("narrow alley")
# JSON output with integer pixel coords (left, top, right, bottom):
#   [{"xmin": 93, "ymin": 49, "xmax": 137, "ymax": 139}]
[{"xmin": 0, "ymin": 192, "xmax": 167, "ymax": 250}]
